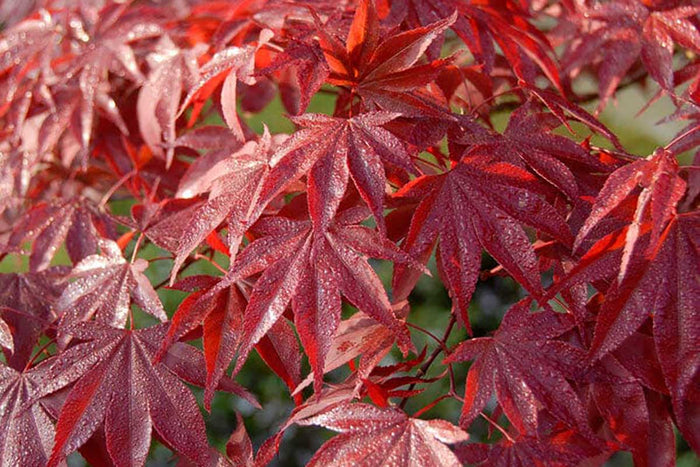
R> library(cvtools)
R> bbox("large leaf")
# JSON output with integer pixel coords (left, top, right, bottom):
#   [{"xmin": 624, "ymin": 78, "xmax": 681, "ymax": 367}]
[
  {"xmin": 444, "ymin": 301, "xmax": 590, "ymax": 436},
  {"xmin": 393, "ymin": 153, "xmax": 571, "ymax": 329},
  {"xmin": 261, "ymin": 111, "xmax": 414, "ymax": 235},
  {"xmin": 42, "ymin": 322, "xmax": 256, "ymax": 467},
  {"xmin": 316, "ymin": 0, "xmax": 456, "ymax": 116},
  {"xmin": 170, "ymin": 132, "xmax": 275, "ymax": 283},
  {"xmin": 220, "ymin": 205, "xmax": 414, "ymax": 394},
  {"xmin": 56, "ymin": 240, "xmax": 166, "ymax": 345},
  {"xmin": 5, "ymin": 199, "xmax": 102, "ymax": 272},
  {"xmin": 0, "ymin": 267, "xmax": 66, "ymax": 369}
]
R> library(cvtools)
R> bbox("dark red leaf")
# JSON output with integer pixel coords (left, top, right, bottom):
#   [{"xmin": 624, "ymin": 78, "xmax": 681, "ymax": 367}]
[
  {"xmin": 56, "ymin": 240, "xmax": 166, "ymax": 346},
  {"xmin": 42, "ymin": 322, "xmax": 253, "ymax": 467},
  {"xmin": 298, "ymin": 402, "xmax": 468, "ymax": 467},
  {"xmin": 444, "ymin": 300, "xmax": 590, "ymax": 437},
  {"xmin": 222, "ymin": 206, "xmax": 414, "ymax": 394},
  {"xmin": 393, "ymin": 153, "xmax": 570, "ymax": 328},
  {"xmin": 0, "ymin": 267, "xmax": 67, "ymax": 369},
  {"xmin": 260, "ymin": 111, "xmax": 414, "ymax": 235}
]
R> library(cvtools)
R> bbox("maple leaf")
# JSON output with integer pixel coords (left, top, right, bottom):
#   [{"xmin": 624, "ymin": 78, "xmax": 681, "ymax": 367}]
[
  {"xmin": 453, "ymin": 106, "xmax": 612, "ymax": 201},
  {"xmin": 444, "ymin": 300, "xmax": 590, "ymax": 436},
  {"xmin": 205, "ymin": 412, "xmax": 254, "ymax": 467},
  {"xmin": 261, "ymin": 111, "xmax": 414, "ymax": 235},
  {"xmin": 156, "ymin": 275, "xmax": 251, "ymax": 409},
  {"xmin": 0, "ymin": 362, "xmax": 56, "ymax": 466},
  {"xmin": 137, "ymin": 35, "xmax": 202, "ymax": 168},
  {"xmin": 225, "ymin": 412, "xmax": 254, "ymax": 466},
  {"xmin": 574, "ymin": 148, "xmax": 686, "ymax": 280},
  {"xmin": 296, "ymin": 402, "xmax": 468, "ymax": 466},
  {"xmin": 170, "ymin": 130, "xmax": 275, "ymax": 283},
  {"xmin": 586, "ymin": 354, "xmax": 676, "ymax": 466},
  {"xmin": 388, "ymin": 0, "xmax": 562, "ymax": 90},
  {"xmin": 0, "ymin": 267, "xmax": 66, "ymax": 369},
  {"xmin": 568, "ymin": 211, "xmax": 698, "ymax": 372},
  {"xmin": 56, "ymin": 240, "xmax": 166, "ymax": 345},
  {"xmin": 219, "ymin": 204, "xmax": 414, "ymax": 394},
  {"xmin": 186, "ymin": 411, "xmax": 257, "ymax": 467},
  {"xmin": 254, "ymin": 385, "xmax": 359, "ymax": 466},
  {"xmin": 315, "ymin": 0, "xmax": 456, "ymax": 116},
  {"xmin": 4, "ymin": 198, "xmax": 103, "ymax": 272},
  {"xmin": 293, "ymin": 310, "xmax": 396, "ymax": 397},
  {"xmin": 549, "ymin": 153, "xmax": 693, "ymax": 380},
  {"xmin": 0, "ymin": 11, "xmax": 61, "ymax": 102},
  {"xmin": 160, "ymin": 267, "xmax": 304, "ymax": 408},
  {"xmin": 259, "ymin": 37, "xmax": 330, "ymax": 115},
  {"xmin": 178, "ymin": 29, "xmax": 273, "ymax": 139},
  {"xmin": 116, "ymin": 196, "xmax": 206, "ymax": 253},
  {"xmin": 560, "ymin": 1, "xmax": 700, "ymax": 111},
  {"xmin": 648, "ymin": 213, "xmax": 699, "ymax": 452},
  {"xmin": 41, "ymin": 322, "xmax": 255, "ymax": 467},
  {"xmin": 393, "ymin": 152, "xmax": 571, "ymax": 329},
  {"xmin": 55, "ymin": 4, "xmax": 163, "ymax": 160},
  {"xmin": 455, "ymin": 434, "xmax": 596, "ymax": 467},
  {"xmin": 254, "ymin": 317, "xmax": 303, "ymax": 405}
]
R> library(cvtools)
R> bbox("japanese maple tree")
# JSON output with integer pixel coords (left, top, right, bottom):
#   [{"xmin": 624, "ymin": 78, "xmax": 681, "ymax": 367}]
[{"xmin": 0, "ymin": 0, "xmax": 698, "ymax": 466}]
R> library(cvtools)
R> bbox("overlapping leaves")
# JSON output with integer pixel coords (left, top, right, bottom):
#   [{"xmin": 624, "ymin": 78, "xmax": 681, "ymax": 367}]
[{"xmin": 0, "ymin": 0, "xmax": 698, "ymax": 466}]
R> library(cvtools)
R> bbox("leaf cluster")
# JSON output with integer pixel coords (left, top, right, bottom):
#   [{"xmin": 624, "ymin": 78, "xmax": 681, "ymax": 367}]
[{"xmin": 0, "ymin": 0, "xmax": 698, "ymax": 466}]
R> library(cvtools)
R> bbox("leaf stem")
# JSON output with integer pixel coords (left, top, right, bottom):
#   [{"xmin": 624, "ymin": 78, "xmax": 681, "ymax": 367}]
[
  {"xmin": 99, "ymin": 169, "xmax": 136, "ymax": 209},
  {"xmin": 24, "ymin": 337, "xmax": 56, "ymax": 372},
  {"xmin": 480, "ymin": 411, "xmax": 514, "ymax": 443},
  {"xmin": 406, "ymin": 322, "xmax": 443, "ymax": 347},
  {"xmin": 130, "ymin": 232, "xmax": 144, "ymax": 263},
  {"xmin": 399, "ymin": 314, "xmax": 456, "ymax": 410}
]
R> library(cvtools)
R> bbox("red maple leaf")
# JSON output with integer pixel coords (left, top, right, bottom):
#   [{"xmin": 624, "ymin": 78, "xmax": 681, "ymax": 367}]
[
  {"xmin": 169, "ymin": 130, "xmax": 275, "ymax": 282},
  {"xmin": 219, "ymin": 203, "xmax": 415, "ymax": 394},
  {"xmin": 315, "ymin": 0, "xmax": 456, "ymax": 116},
  {"xmin": 137, "ymin": 36, "xmax": 201, "ymax": 168},
  {"xmin": 41, "ymin": 322, "xmax": 257, "ymax": 467},
  {"xmin": 260, "ymin": 111, "xmax": 415, "ymax": 235},
  {"xmin": 453, "ymin": 105, "xmax": 613, "ymax": 201},
  {"xmin": 455, "ymin": 433, "xmax": 597, "ymax": 467},
  {"xmin": 297, "ymin": 402, "xmax": 468, "ymax": 466},
  {"xmin": 0, "ymin": 362, "xmax": 56, "ymax": 466},
  {"xmin": 117, "ymin": 196, "xmax": 206, "ymax": 254},
  {"xmin": 56, "ymin": 240, "xmax": 167, "ymax": 345},
  {"xmin": 178, "ymin": 29, "xmax": 273, "ymax": 139},
  {"xmin": 444, "ymin": 300, "xmax": 591, "ymax": 436},
  {"xmin": 58, "ymin": 4, "xmax": 163, "ymax": 159},
  {"xmin": 293, "ymin": 309, "xmax": 396, "ymax": 397},
  {"xmin": 393, "ymin": 152, "xmax": 571, "ymax": 329},
  {"xmin": 389, "ymin": 0, "xmax": 562, "ymax": 90},
  {"xmin": 560, "ymin": 1, "xmax": 700, "ymax": 111},
  {"xmin": 156, "ymin": 275, "xmax": 253, "ymax": 408},
  {"xmin": 0, "ymin": 267, "xmax": 66, "ymax": 369},
  {"xmin": 4, "ymin": 198, "xmax": 104, "ymax": 272},
  {"xmin": 586, "ymin": 354, "xmax": 676, "ymax": 465},
  {"xmin": 651, "ymin": 213, "xmax": 700, "ymax": 452}
]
